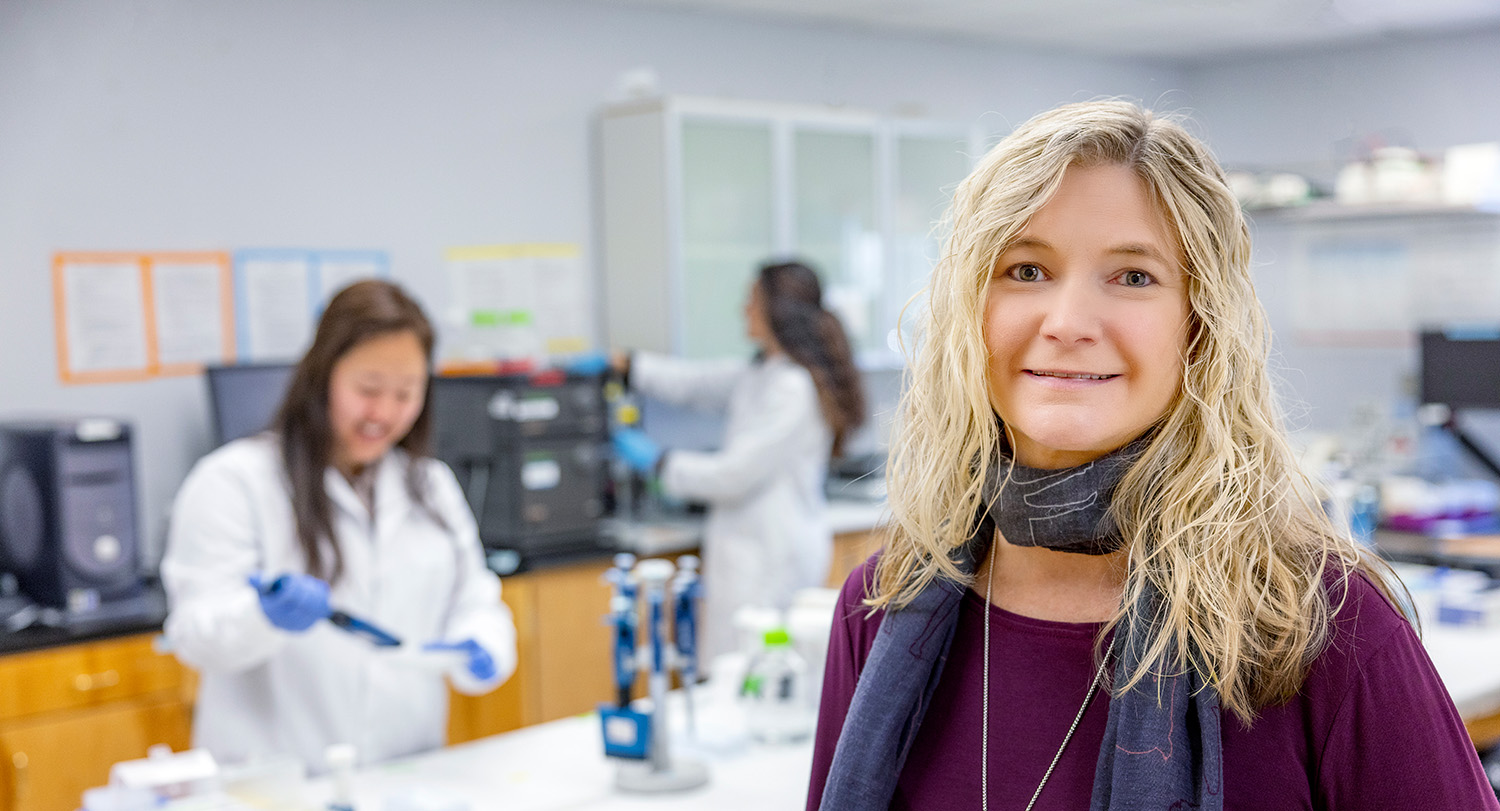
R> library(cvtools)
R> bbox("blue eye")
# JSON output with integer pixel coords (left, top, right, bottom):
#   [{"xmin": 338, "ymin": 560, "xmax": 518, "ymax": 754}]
[
  {"xmin": 1120, "ymin": 270, "xmax": 1153, "ymax": 287},
  {"xmin": 1011, "ymin": 264, "xmax": 1044, "ymax": 282}
]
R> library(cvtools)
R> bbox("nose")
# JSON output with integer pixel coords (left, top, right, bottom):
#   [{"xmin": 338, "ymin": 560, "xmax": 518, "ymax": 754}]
[
  {"xmin": 365, "ymin": 393, "xmax": 401, "ymax": 426},
  {"xmin": 1038, "ymin": 276, "xmax": 1103, "ymax": 345}
]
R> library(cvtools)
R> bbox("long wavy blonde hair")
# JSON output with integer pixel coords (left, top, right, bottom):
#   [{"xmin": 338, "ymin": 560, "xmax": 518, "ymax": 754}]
[{"xmin": 871, "ymin": 99, "xmax": 1395, "ymax": 724}]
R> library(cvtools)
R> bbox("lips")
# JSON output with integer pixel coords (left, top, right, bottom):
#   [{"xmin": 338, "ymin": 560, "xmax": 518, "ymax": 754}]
[
  {"xmin": 356, "ymin": 422, "xmax": 390, "ymax": 440},
  {"xmin": 1025, "ymin": 369, "xmax": 1119, "ymax": 380}
]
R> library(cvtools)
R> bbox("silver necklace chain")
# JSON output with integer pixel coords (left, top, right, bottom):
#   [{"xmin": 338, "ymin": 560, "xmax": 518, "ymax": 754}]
[{"xmin": 982, "ymin": 549, "xmax": 1110, "ymax": 811}]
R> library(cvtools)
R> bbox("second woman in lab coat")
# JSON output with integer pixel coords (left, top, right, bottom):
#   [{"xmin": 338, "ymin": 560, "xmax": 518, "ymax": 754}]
[
  {"xmin": 612, "ymin": 260, "xmax": 866, "ymax": 664},
  {"xmin": 162, "ymin": 280, "xmax": 516, "ymax": 774}
]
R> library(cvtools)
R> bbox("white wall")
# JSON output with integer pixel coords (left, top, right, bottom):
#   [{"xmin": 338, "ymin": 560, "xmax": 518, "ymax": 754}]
[
  {"xmin": 1181, "ymin": 26, "xmax": 1500, "ymax": 432},
  {"xmin": 1185, "ymin": 26, "xmax": 1500, "ymax": 171},
  {"xmin": 0, "ymin": 0, "xmax": 1179, "ymax": 562}
]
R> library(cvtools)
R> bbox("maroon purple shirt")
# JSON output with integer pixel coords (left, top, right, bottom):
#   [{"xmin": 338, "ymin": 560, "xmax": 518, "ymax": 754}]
[{"xmin": 808, "ymin": 557, "xmax": 1499, "ymax": 810}]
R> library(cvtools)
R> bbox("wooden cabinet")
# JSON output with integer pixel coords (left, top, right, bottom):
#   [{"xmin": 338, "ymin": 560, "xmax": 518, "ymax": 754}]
[
  {"xmin": 827, "ymin": 529, "xmax": 885, "ymax": 589},
  {"xmin": 0, "ymin": 634, "xmax": 192, "ymax": 811}
]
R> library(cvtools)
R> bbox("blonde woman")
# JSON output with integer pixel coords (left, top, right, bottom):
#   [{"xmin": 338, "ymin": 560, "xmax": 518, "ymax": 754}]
[{"xmin": 807, "ymin": 101, "xmax": 1496, "ymax": 810}]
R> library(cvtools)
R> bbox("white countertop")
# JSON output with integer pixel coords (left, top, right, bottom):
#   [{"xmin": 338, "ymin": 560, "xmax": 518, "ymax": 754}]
[
  {"xmin": 1420, "ymin": 621, "xmax": 1500, "ymax": 719},
  {"xmin": 198, "ymin": 561, "xmax": 1500, "ymax": 811},
  {"xmin": 267, "ymin": 621, "xmax": 1499, "ymax": 811},
  {"xmin": 266, "ymin": 688, "xmax": 813, "ymax": 811},
  {"xmin": 826, "ymin": 497, "xmax": 888, "ymax": 536}
]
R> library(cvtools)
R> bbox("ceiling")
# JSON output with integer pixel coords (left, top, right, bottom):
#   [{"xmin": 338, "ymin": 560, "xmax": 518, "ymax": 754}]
[{"xmin": 584, "ymin": 0, "xmax": 1500, "ymax": 62}]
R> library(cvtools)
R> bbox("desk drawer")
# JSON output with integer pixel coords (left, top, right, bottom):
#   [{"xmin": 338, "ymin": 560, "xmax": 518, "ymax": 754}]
[{"xmin": 0, "ymin": 634, "xmax": 183, "ymax": 722}]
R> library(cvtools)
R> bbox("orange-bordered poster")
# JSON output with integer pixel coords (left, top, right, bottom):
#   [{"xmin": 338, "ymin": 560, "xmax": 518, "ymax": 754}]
[{"xmin": 53, "ymin": 251, "xmax": 234, "ymax": 384}]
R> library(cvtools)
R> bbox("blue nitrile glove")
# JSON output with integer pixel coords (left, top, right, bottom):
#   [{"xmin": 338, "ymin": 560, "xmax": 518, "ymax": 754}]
[
  {"xmin": 563, "ymin": 351, "xmax": 610, "ymax": 376},
  {"xmin": 248, "ymin": 572, "xmax": 331, "ymax": 633},
  {"xmin": 612, "ymin": 428, "xmax": 662, "ymax": 474},
  {"xmin": 425, "ymin": 638, "xmax": 497, "ymax": 681}
]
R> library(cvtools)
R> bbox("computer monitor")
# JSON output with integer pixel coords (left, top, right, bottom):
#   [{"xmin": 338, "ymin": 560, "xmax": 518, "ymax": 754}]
[
  {"xmin": 203, "ymin": 363, "xmax": 296, "ymax": 446},
  {"xmin": 1420, "ymin": 329, "xmax": 1500, "ymax": 410}
]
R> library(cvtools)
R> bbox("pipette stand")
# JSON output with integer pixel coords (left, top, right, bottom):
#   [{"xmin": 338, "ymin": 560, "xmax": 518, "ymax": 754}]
[{"xmin": 603, "ymin": 556, "xmax": 709, "ymax": 793}]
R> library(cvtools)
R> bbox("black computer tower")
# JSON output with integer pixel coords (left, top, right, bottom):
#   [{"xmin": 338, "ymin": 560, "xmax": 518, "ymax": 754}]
[
  {"xmin": 0, "ymin": 419, "xmax": 143, "ymax": 612},
  {"xmin": 431, "ymin": 372, "xmax": 609, "ymax": 558}
]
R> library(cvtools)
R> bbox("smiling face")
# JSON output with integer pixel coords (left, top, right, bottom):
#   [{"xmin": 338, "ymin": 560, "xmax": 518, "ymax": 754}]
[
  {"xmin": 326, "ymin": 329, "xmax": 429, "ymax": 477},
  {"xmin": 984, "ymin": 162, "xmax": 1190, "ymax": 469}
]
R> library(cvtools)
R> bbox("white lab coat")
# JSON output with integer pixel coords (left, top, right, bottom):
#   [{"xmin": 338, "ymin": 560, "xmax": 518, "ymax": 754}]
[
  {"xmin": 633, "ymin": 352, "xmax": 833, "ymax": 664},
  {"xmin": 161, "ymin": 435, "xmax": 516, "ymax": 774}
]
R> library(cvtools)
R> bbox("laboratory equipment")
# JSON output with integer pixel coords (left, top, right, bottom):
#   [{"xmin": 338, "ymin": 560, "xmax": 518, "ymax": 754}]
[
  {"xmin": 328, "ymin": 610, "xmax": 402, "ymax": 647},
  {"xmin": 787, "ymin": 587, "xmax": 839, "ymax": 710},
  {"xmin": 107, "ymin": 746, "xmax": 220, "ymax": 798},
  {"xmin": 598, "ymin": 554, "xmax": 709, "ymax": 792},
  {"xmin": 324, "ymin": 744, "xmax": 356, "ymax": 811},
  {"xmin": 203, "ymin": 363, "xmax": 296, "ymax": 446},
  {"xmin": 0, "ymin": 419, "xmax": 148, "ymax": 620},
  {"xmin": 739, "ymin": 628, "xmax": 814, "ymax": 744},
  {"xmin": 604, "ymin": 379, "xmax": 656, "ymax": 520},
  {"xmin": 605, "ymin": 552, "xmax": 639, "ymax": 709},
  {"xmin": 1380, "ymin": 475, "xmax": 1500, "ymax": 536},
  {"xmin": 255, "ymin": 575, "xmax": 403, "ymax": 646},
  {"xmin": 430, "ymin": 370, "xmax": 610, "ymax": 560},
  {"xmin": 1419, "ymin": 329, "xmax": 1500, "ymax": 477},
  {"xmin": 671, "ymin": 555, "xmax": 701, "ymax": 734}
]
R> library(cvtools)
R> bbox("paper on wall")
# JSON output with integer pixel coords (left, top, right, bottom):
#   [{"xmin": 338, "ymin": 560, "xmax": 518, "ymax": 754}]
[
  {"xmin": 153, "ymin": 259, "xmax": 229, "ymax": 367},
  {"xmin": 62, "ymin": 259, "xmax": 150, "ymax": 375}
]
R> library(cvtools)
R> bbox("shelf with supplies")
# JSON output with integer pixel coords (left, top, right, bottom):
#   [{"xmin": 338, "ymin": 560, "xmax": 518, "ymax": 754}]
[{"xmin": 1248, "ymin": 200, "xmax": 1500, "ymax": 223}]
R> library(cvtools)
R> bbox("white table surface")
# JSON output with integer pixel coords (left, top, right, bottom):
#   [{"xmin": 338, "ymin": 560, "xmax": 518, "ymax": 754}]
[
  {"xmin": 276, "ymin": 689, "xmax": 813, "ymax": 811},
  {"xmin": 1416, "ymin": 617, "xmax": 1500, "ymax": 720},
  {"xmin": 226, "ymin": 562, "xmax": 1500, "ymax": 811}
]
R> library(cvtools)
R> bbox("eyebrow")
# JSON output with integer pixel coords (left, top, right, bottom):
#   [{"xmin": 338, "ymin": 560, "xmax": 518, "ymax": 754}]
[
  {"xmin": 1005, "ymin": 237, "xmax": 1172, "ymax": 265},
  {"xmin": 1108, "ymin": 243, "xmax": 1172, "ymax": 264},
  {"xmin": 354, "ymin": 372, "xmax": 426, "ymax": 385}
]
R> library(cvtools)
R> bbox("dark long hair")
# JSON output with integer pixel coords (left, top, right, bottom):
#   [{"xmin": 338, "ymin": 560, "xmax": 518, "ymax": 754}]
[
  {"xmin": 272, "ymin": 279, "xmax": 438, "ymax": 584},
  {"xmin": 757, "ymin": 260, "xmax": 866, "ymax": 456}
]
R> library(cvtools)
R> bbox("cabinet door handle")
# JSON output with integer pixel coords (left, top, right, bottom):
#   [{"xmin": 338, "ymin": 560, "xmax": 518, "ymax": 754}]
[
  {"xmin": 11, "ymin": 750, "xmax": 27, "ymax": 804},
  {"xmin": 73, "ymin": 668, "xmax": 121, "ymax": 691}
]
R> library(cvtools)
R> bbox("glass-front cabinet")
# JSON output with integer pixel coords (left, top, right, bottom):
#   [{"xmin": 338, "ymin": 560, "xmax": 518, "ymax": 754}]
[
  {"xmin": 889, "ymin": 129, "xmax": 976, "ymax": 357},
  {"xmin": 793, "ymin": 126, "xmax": 881, "ymax": 356},
  {"xmin": 600, "ymin": 96, "xmax": 979, "ymax": 363},
  {"xmin": 679, "ymin": 119, "xmax": 776, "ymax": 360}
]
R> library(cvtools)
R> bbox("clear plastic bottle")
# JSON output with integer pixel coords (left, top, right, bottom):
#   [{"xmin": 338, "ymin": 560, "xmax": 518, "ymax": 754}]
[{"xmin": 739, "ymin": 628, "xmax": 814, "ymax": 744}]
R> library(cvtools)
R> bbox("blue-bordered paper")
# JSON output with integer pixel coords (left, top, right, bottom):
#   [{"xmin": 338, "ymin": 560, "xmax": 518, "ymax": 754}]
[{"xmin": 232, "ymin": 249, "xmax": 389, "ymax": 362}]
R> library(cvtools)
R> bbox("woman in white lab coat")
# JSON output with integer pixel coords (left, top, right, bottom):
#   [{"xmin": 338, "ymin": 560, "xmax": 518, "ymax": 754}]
[
  {"xmin": 161, "ymin": 280, "xmax": 516, "ymax": 775},
  {"xmin": 612, "ymin": 260, "xmax": 866, "ymax": 665}
]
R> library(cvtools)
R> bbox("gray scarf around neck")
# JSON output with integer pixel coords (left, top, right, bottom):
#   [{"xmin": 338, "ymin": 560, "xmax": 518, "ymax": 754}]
[
  {"xmin": 817, "ymin": 441, "xmax": 1223, "ymax": 811},
  {"xmin": 984, "ymin": 436, "xmax": 1147, "ymax": 555}
]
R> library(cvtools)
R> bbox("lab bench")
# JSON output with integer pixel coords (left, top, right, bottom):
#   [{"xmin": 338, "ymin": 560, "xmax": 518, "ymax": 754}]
[
  {"xmin": 1375, "ymin": 529, "xmax": 1500, "ymax": 578},
  {"xmin": 1372, "ymin": 529, "xmax": 1500, "ymax": 748},
  {"xmin": 0, "ymin": 587, "xmax": 168, "ymax": 659},
  {"xmin": 221, "ymin": 615, "xmax": 1500, "ymax": 811},
  {"xmin": 0, "ymin": 506, "xmax": 889, "ymax": 811}
]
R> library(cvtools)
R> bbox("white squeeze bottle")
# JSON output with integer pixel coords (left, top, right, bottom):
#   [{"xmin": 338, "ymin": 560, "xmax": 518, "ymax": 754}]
[{"xmin": 739, "ymin": 627, "xmax": 814, "ymax": 744}]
